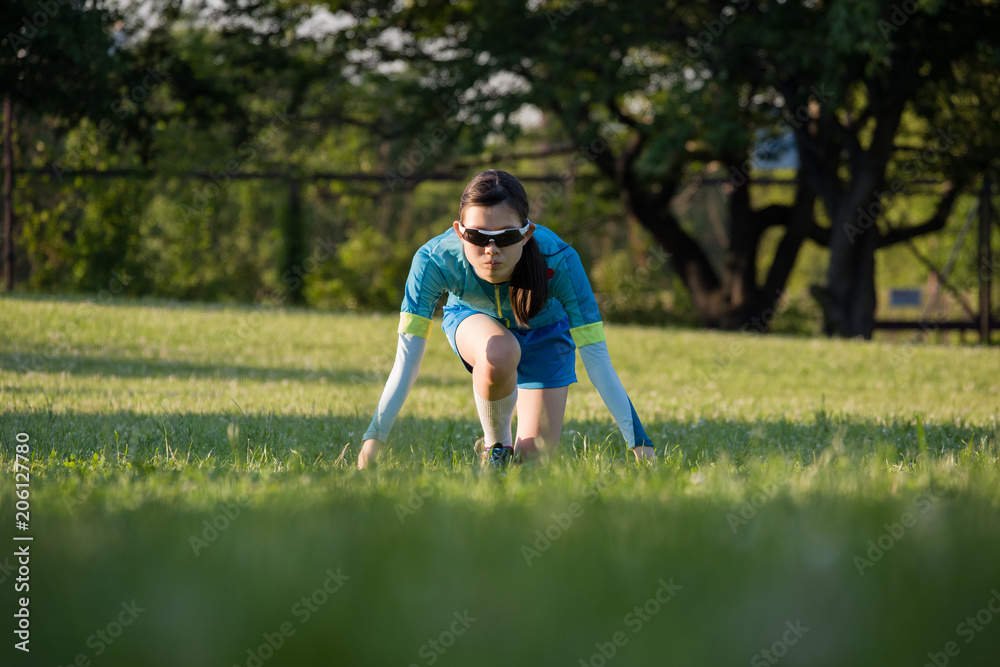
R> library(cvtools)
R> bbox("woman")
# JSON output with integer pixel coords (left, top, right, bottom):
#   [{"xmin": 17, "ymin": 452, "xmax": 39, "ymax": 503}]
[{"xmin": 358, "ymin": 169, "xmax": 655, "ymax": 468}]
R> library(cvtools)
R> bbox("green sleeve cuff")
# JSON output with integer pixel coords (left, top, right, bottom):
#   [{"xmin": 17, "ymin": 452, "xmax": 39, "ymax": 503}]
[
  {"xmin": 570, "ymin": 321, "xmax": 606, "ymax": 347},
  {"xmin": 398, "ymin": 312, "xmax": 433, "ymax": 338}
]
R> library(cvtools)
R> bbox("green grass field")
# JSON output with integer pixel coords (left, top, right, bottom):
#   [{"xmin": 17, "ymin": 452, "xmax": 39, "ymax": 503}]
[{"xmin": 2, "ymin": 295, "xmax": 999, "ymax": 667}]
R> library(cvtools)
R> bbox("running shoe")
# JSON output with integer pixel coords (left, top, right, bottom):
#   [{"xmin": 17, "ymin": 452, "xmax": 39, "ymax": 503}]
[
  {"xmin": 475, "ymin": 438, "xmax": 514, "ymax": 467},
  {"xmin": 487, "ymin": 443, "xmax": 512, "ymax": 468}
]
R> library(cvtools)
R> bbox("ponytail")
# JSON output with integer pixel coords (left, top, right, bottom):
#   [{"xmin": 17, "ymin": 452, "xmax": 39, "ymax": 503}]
[{"xmin": 509, "ymin": 237, "xmax": 549, "ymax": 328}]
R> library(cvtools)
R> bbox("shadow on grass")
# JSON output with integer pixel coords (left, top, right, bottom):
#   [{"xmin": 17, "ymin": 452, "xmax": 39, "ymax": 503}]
[
  {"xmin": 0, "ymin": 351, "xmax": 463, "ymax": 387},
  {"xmin": 1, "ymin": 408, "xmax": 993, "ymax": 468}
]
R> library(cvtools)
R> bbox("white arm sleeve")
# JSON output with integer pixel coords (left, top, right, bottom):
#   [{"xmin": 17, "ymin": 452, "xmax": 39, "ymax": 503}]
[
  {"xmin": 578, "ymin": 341, "xmax": 651, "ymax": 449},
  {"xmin": 362, "ymin": 333, "xmax": 427, "ymax": 442}
]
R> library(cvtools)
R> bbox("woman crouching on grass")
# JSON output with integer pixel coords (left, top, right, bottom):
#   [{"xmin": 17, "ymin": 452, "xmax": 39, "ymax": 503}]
[{"xmin": 358, "ymin": 169, "xmax": 655, "ymax": 468}]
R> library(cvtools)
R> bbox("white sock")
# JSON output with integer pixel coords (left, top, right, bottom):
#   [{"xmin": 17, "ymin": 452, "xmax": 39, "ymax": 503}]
[{"xmin": 474, "ymin": 388, "xmax": 517, "ymax": 449}]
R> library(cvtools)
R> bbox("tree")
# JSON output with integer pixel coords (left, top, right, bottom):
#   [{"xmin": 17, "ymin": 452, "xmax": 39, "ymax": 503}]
[
  {"xmin": 123, "ymin": 0, "xmax": 436, "ymax": 304},
  {"xmin": 293, "ymin": 0, "xmax": 772, "ymax": 327},
  {"xmin": 295, "ymin": 0, "xmax": 999, "ymax": 335},
  {"xmin": 1, "ymin": 0, "xmax": 130, "ymax": 290},
  {"xmin": 719, "ymin": 0, "xmax": 997, "ymax": 337}
]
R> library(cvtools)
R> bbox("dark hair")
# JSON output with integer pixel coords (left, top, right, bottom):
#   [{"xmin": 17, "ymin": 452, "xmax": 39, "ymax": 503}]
[{"xmin": 460, "ymin": 170, "xmax": 549, "ymax": 328}]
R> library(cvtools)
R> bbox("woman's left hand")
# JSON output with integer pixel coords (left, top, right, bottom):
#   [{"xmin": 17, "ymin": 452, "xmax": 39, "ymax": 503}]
[
  {"xmin": 358, "ymin": 439, "xmax": 384, "ymax": 469},
  {"xmin": 633, "ymin": 445, "xmax": 655, "ymax": 462}
]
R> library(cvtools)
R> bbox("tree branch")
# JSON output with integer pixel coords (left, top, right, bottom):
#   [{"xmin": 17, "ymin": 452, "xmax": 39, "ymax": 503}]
[
  {"xmin": 743, "ymin": 184, "xmax": 830, "ymax": 246},
  {"xmin": 879, "ymin": 182, "xmax": 960, "ymax": 248},
  {"xmin": 807, "ymin": 223, "xmax": 831, "ymax": 247},
  {"xmin": 755, "ymin": 204, "xmax": 795, "ymax": 231},
  {"xmin": 606, "ymin": 98, "xmax": 641, "ymax": 131}
]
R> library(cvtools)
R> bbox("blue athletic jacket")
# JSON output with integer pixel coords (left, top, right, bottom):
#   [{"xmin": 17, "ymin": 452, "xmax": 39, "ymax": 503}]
[{"xmin": 398, "ymin": 224, "xmax": 606, "ymax": 347}]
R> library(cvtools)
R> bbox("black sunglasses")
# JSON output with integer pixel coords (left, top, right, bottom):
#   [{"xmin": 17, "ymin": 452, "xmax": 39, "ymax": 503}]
[{"xmin": 457, "ymin": 221, "xmax": 531, "ymax": 248}]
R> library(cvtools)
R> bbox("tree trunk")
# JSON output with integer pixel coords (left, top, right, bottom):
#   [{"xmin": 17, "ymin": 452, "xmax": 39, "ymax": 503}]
[
  {"xmin": 853, "ymin": 227, "xmax": 878, "ymax": 338},
  {"xmin": 825, "ymin": 202, "xmax": 879, "ymax": 338},
  {"xmin": 281, "ymin": 177, "xmax": 306, "ymax": 305},
  {"xmin": 592, "ymin": 133, "xmax": 817, "ymax": 331},
  {"xmin": 589, "ymin": 133, "xmax": 729, "ymax": 327},
  {"xmin": 721, "ymin": 181, "xmax": 762, "ymax": 328},
  {"xmin": 750, "ymin": 178, "xmax": 821, "ymax": 329},
  {"xmin": 3, "ymin": 93, "xmax": 13, "ymax": 292},
  {"xmin": 625, "ymin": 174, "xmax": 818, "ymax": 331},
  {"xmin": 631, "ymin": 203, "xmax": 726, "ymax": 326}
]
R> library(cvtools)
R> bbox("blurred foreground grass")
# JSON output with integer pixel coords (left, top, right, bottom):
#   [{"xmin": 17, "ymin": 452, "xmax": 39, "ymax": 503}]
[{"xmin": 1, "ymin": 295, "xmax": 999, "ymax": 666}]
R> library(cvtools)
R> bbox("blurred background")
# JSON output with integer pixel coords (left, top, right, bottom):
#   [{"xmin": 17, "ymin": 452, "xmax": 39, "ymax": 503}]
[
  {"xmin": 3, "ymin": 5, "xmax": 1000, "ymax": 666},
  {"xmin": 1, "ymin": 0, "xmax": 998, "ymax": 338}
]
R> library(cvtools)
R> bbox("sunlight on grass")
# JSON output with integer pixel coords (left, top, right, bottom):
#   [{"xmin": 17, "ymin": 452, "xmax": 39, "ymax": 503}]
[{"xmin": 1, "ymin": 296, "xmax": 998, "ymax": 666}]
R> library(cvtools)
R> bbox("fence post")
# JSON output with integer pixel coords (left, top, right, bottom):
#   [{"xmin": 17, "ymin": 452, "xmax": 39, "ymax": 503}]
[
  {"xmin": 979, "ymin": 177, "xmax": 993, "ymax": 344},
  {"xmin": 281, "ymin": 176, "xmax": 306, "ymax": 305},
  {"xmin": 3, "ymin": 93, "xmax": 14, "ymax": 292}
]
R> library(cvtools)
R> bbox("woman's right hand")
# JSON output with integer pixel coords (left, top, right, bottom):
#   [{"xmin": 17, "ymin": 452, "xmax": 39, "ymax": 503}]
[{"xmin": 358, "ymin": 439, "xmax": 384, "ymax": 469}]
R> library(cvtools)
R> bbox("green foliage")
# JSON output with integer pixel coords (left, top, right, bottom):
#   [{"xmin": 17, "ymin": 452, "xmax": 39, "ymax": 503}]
[
  {"xmin": 5, "ymin": 0, "xmax": 1000, "ymax": 334},
  {"xmin": 0, "ymin": 0, "xmax": 128, "ymax": 119},
  {"xmin": 304, "ymin": 224, "xmax": 410, "ymax": 310}
]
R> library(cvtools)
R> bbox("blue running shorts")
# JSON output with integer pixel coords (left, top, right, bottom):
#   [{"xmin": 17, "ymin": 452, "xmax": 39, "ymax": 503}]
[{"xmin": 441, "ymin": 303, "xmax": 577, "ymax": 389}]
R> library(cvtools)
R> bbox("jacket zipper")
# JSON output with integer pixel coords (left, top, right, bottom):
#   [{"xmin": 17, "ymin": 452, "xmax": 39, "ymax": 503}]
[{"xmin": 494, "ymin": 284, "xmax": 509, "ymax": 327}]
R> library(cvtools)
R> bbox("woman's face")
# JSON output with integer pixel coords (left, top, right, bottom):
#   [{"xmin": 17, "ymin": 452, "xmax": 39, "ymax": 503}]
[{"xmin": 453, "ymin": 204, "xmax": 534, "ymax": 284}]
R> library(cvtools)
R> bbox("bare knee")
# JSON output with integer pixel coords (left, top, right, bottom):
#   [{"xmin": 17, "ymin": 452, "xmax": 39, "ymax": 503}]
[{"xmin": 476, "ymin": 334, "xmax": 520, "ymax": 385}]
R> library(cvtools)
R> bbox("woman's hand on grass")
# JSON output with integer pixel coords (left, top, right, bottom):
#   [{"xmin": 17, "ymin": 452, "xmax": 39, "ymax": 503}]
[
  {"xmin": 633, "ymin": 445, "xmax": 655, "ymax": 463},
  {"xmin": 358, "ymin": 439, "xmax": 384, "ymax": 469}
]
